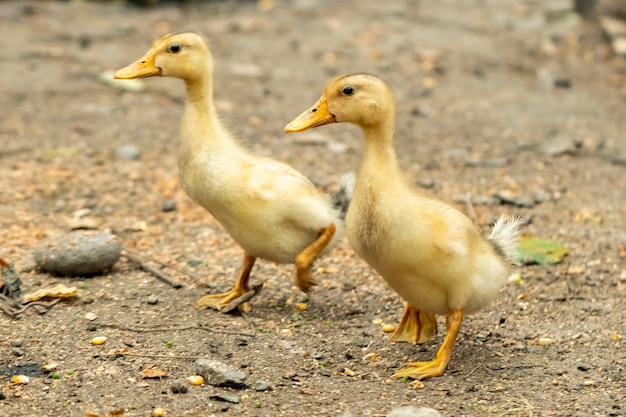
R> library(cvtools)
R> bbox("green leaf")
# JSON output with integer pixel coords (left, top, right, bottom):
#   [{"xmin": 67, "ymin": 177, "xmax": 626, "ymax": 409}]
[{"xmin": 516, "ymin": 235, "xmax": 569, "ymax": 265}]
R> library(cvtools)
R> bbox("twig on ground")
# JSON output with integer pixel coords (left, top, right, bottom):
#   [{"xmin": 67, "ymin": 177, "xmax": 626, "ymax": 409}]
[
  {"xmin": 124, "ymin": 252, "xmax": 183, "ymax": 289},
  {"xmin": 102, "ymin": 352, "xmax": 214, "ymax": 360},
  {"xmin": 220, "ymin": 283, "xmax": 264, "ymax": 313},
  {"xmin": 0, "ymin": 294, "xmax": 61, "ymax": 318},
  {"xmin": 240, "ymin": 312, "xmax": 257, "ymax": 338},
  {"xmin": 96, "ymin": 322, "xmax": 255, "ymax": 338},
  {"xmin": 123, "ymin": 247, "xmax": 204, "ymax": 282},
  {"xmin": 465, "ymin": 364, "xmax": 482, "ymax": 379}
]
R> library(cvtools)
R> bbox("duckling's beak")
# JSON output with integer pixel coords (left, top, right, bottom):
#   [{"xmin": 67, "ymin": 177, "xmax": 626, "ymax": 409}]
[
  {"xmin": 284, "ymin": 97, "xmax": 336, "ymax": 132},
  {"xmin": 114, "ymin": 53, "xmax": 161, "ymax": 79}
]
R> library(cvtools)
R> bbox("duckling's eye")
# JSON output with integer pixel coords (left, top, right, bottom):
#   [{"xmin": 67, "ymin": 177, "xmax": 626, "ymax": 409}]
[
  {"xmin": 342, "ymin": 86, "xmax": 355, "ymax": 96},
  {"xmin": 168, "ymin": 44, "xmax": 181, "ymax": 53}
]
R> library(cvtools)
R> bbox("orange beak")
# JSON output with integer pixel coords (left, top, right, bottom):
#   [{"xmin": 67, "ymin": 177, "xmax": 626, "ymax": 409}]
[
  {"xmin": 114, "ymin": 52, "xmax": 161, "ymax": 80},
  {"xmin": 284, "ymin": 96, "xmax": 336, "ymax": 133}
]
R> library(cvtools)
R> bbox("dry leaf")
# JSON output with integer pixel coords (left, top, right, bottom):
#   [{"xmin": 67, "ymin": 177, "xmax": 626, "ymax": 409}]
[
  {"xmin": 567, "ymin": 265, "xmax": 586, "ymax": 274},
  {"xmin": 85, "ymin": 409, "xmax": 125, "ymax": 417},
  {"xmin": 143, "ymin": 368, "xmax": 167, "ymax": 379},
  {"xmin": 22, "ymin": 283, "xmax": 77, "ymax": 302}
]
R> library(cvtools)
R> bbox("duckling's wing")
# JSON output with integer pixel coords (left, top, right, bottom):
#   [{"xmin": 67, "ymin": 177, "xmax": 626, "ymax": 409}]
[{"xmin": 241, "ymin": 159, "xmax": 336, "ymax": 230}]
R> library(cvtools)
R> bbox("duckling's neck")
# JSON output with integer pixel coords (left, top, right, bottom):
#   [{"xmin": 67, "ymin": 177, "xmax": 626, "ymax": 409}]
[
  {"xmin": 180, "ymin": 76, "xmax": 234, "ymax": 155},
  {"xmin": 359, "ymin": 123, "xmax": 402, "ymax": 180}
]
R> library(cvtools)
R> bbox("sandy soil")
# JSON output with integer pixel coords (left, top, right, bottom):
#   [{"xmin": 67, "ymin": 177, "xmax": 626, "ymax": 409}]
[{"xmin": 1, "ymin": 0, "xmax": 625, "ymax": 416}]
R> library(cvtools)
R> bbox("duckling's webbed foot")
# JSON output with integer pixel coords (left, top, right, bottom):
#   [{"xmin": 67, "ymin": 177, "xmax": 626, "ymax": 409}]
[
  {"xmin": 394, "ymin": 309, "xmax": 463, "ymax": 381},
  {"xmin": 196, "ymin": 253, "xmax": 257, "ymax": 313},
  {"xmin": 390, "ymin": 305, "xmax": 437, "ymax": 344},
  {"xmin": 294, "ymin": 223, "xmax": 336, "ymax": 293}
]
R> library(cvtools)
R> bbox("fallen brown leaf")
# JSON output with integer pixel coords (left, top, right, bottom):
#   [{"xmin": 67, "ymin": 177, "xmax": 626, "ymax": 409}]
[{"xmin": 143, "ymin": 367, "xmax": 167, "ymax": 379}]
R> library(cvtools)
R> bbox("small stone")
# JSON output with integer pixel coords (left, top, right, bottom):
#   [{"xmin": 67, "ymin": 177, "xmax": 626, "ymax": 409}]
[
  {"xmin": 320, "ymin": 368, "xmax": 332, "ymax": 377},
  {"xmin": 187, "ymin": 375, "xmax": 204, "ymax": 386},
  {"xmin": 544, "ymin": 137, "xmax": 581, "ymax": 157},
  {"xmin": 42, "ymin": 362, "xmax": 59, "ymax": 372},
  {"xmin": 34, "ymin": 231, "xmax": 122, "ymax": 276},
  {"xmin": 162, "ymin": 199, "xmax": 177, "ymax": 212},
  {"xmin": 254, "ymin": 380, "xmax": 272, "ymax": 391},
  {"xmin": 12, "ymin": 347, "xmax": 24, "ymax": 357},
  {"xmin": 147, "ymin": 295, "xmax": 159, "ymax": 305},
  {"xmin": 0, "ymin": 388, "xmax": 5, "ymax": 400},
  {"xmin": 382, "ymin": 324, "xmax": 395, "ymax": 333},
  {"xmin": 11, "ymin": 339, "xmax": 24, "ymax": 347},
  {"xmin": 91, "ymin": 336, "xmax": 107, "ymax": 345},
  {"xmin": 577, "ymin": 364, "xmax": 590, "ymax": 372},
  {"xmin": 85, "ymin": 312, "xmax": 97, "ymax": 321},
  {"xmin": 209, "ymin": 394, "xmax": 240, "ymax": 404},
  {"xmin": 386, "ymin": 406, "xmax": 442, "ymax": 417},
  {"xmin": 356, "ymin": 339, "xmax": 370, "ymax": 348},
  {"xmin": 534, "ymin": 188, "xmax": 552, "ymax": 204},
  {"xmin": 311, "ymin": 351, "xmax": 323, "ymax": 360},
  {"xmin": 537, "ymin": 337, "xmax": 553, "ymax": 346},
  {"xmin": 170, "ymin": 380, "xmax": 188, "ymax": 394},
  {"xmin": 11, "ymin": 375, "xmax": 29, "ymax": 385},
  {"xmin": 195, "ymin": 359, "xmax": 247, "ymax": 388},
  {"xmin": 116, "ymin": 144, "xmax": 141, "ymax": 161}
]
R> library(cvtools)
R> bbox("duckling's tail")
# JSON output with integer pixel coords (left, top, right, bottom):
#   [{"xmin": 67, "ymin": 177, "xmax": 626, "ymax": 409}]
[
  {"xmin": 331, "ymin": 172, "xmax": 356, "ymax": 220},
  {"xmin": 487, "ymin": 215, "xmax": 523, "ymax": 266}
]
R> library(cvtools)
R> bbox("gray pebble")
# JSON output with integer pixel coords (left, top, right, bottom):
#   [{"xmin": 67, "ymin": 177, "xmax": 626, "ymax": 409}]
[
  {"xmin": 311, "ymin": 351, "xmax": 323, "ymax": 360},
  {"xmin": 254, "ymin": 380, "xmax": 272, "ymax": 391},
  {"xmin": 544, "ymin": 137, "xmax": 581, "ymax": 157},
  {"xmin": 11, "ymin": 339, "xmax": 23, "ymax": 347},
  {"xmin": 195, "ymin": 359, "xmax": 247, "ymax": 388},
  {"xmin": 387, "ymin": 406, "xmax": 442, "ymax": 417},
  {"xmin": 116, "ymin": 144, "xmax": 141, "ymax": 161},
  {"xmin": 320, "ymin": 368, "xmax": 332, "ymax": 377},
  {"xmin": 11, "ymin": 347, "xmax": 24, "ymax": 357},
  {"xmin": 170, "ymin": 380, "xmax": 188, "ymax": 394},
  {"xmin": 356, "ymin": 339, "xmax": 370, "ymax": 348},
  {"xmin": 162, "ymin": 199, "xmax": 177, "ymax": 212},
  {"xmin": 146, "ymin": 295, "xmax": 159, "ymax": 305},
  {"xmin": 0, "ymin": 388, "xmax": 5, "ymax": 400},
  {"xmin": 34, "ymin": 231, "xmax": 122, "ymax": 276},
  {"xmin": 209, "ymin": 394, "xmax": 240, "ymax": 404}
]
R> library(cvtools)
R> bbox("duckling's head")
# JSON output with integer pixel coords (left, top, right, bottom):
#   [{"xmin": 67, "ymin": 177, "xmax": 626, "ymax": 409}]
[
  {"xmin": 285, "ymin": 73, "xmax": 395, "ymax": 133},
  {"xmin": 114, "ymin": 31, "xmax": 213, "ymax": 82}
]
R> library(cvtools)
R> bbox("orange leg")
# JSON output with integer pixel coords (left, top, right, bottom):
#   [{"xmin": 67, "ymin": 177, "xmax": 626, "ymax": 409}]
[
  {"xmin": 394, "ymin": 309, "xmax": 463, "ymax": 380},
  {"xmin": 196, "ymin": 252, "xmax": 257, "ymax": 313},
  {"xmin": 294, "ymin": 223, "xmax": 336, "ymax": 293},
  {"xmin": 390, "ymin": 305, "xmax": 438, "ymax": 344}
]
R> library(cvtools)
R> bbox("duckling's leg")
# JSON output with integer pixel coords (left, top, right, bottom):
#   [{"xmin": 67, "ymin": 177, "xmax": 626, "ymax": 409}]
[
  {"xmin": 390, "ymin": 305, "xmax": 438, "ymax": 344},
  {"xmin": 294, "ymin": 223, "xmax": 336, "ymax": 293},
  {"xmin": 196, "ymin": 253, "xmax": 257, "ymax": 313},
  {"xmin": 394, "ymin": 309, "xmax": 463, "ymax": 380}
]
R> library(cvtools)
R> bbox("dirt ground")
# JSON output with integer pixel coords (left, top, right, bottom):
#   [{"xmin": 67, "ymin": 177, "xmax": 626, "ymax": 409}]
[{"xmin": 1, "ymin": 0, "xmax": 625, "ymax": 416}]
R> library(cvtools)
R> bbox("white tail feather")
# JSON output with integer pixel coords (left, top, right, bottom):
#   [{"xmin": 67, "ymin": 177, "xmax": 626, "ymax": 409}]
[{"xmin": 488, "ymin": 215, "xmax": 523, "ymax": 265}]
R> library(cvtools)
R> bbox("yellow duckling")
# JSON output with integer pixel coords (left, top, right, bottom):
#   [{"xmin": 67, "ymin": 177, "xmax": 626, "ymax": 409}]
[
  {"xmin": 285, "ymin": 73, "xmax": 521, "ymax": 380},
  {"xmin": 114, "ymin": 32, "xmax": 353, "ymax": 313}
]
